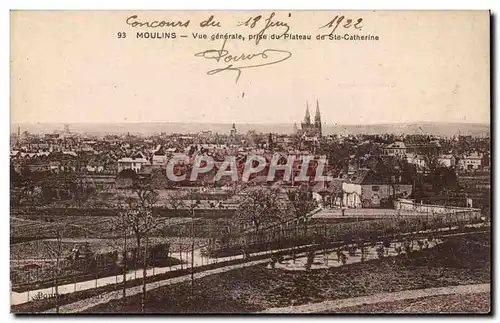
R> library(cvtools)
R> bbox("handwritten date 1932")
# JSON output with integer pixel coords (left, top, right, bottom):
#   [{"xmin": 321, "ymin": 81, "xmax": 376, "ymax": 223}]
[{"xmin": 194, "ymin": 39, "xmax": 292, "ymax": 83}]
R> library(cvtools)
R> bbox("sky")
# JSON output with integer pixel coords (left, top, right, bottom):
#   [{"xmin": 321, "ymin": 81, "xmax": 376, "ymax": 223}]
[{"xmin": 10, "ymin": 10, "xmax": 490, "ymax": 125}]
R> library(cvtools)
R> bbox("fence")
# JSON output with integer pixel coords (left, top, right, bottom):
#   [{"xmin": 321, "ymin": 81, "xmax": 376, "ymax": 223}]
[
  {"xmin": 395, "ymin": 199, "xmax": 482, "ymax": 215},
  {"xmin": 204, "ymin": 205, "xmax": 483, "ymax": 257},
  {"xmin": 11, "ymin": 242, "xmax": 170, "ymax": 291}
]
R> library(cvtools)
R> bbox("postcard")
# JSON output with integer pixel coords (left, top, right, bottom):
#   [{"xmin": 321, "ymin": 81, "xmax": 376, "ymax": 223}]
[{"xmin": 10, "ymin": 10, "xmax": 490, "ymax": 314}]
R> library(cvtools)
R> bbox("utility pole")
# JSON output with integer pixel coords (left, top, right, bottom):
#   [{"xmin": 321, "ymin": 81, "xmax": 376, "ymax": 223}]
[
  {"xmin": 55, "ymin": 231, "xmax": 62, "ymax": 314},
  {"xmin": 122, "ymin": 225, "xmax": 127, "ymax": 300},
  {"xmin": 141, "ymin": 236, "xmax": 148, "ymax": 313},
  {"xmin": 191, "ymin": 206, "xmax": 195, "ymax": 298}
]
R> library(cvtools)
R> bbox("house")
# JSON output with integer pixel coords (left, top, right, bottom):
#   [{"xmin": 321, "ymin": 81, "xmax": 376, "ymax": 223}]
[
  {"xmin": 342, "ymin": 169, "xmax": 412, "ymax": 208},
  {"xmin": 459, "ymin": 152, "xmax": 482, "ymax": 170},
  {"xmin": 152, "ymin": 145, "xmax": 167, "ymax": 166},
  {"xmin": 406, "ymin": 153, "xmax": 426, "ymax": 169},
  {"xmin": 27, "ymin": 159, "xmax": 51, "ymax": 172},
  {"xmin": 315, "ymin": 178, "xmax": 344, "ymax": 207},
  {"xmin": 117, "ymin": 156, "xmax": 150, "ymax": 173},
  {"xmin": 383, "ymin": 142, "xmax": 406, "ymax": 156},
  {"xmin": 438, "ymin": 154, "xmax": 456, "ymax": 168},
  {"xmin": 49, "ymin": 160, "xmax": 62, "ymax": 172},
  {"xmin": 406, "ymin": 141, "xmax": 442, "ymax": 155}
]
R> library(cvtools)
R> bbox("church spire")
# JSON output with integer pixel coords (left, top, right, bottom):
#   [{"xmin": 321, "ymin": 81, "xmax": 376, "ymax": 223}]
[
  {"xmin": 314, "ymin": 100, "xmax": 322, "ymax": 137},
  {"xmin": 304, "ymin": 101, "xmax": 311, "ymax": 124},
  {"xmin": 315, "ymin": 99, "xmax": 321, "ymax": 121}
]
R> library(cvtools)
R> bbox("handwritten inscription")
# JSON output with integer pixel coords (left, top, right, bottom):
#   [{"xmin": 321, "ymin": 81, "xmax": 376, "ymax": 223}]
[
  {"xmin": 124, "ymin": 13, "xmax": 365, "ymax": 38},
  {"xmin": 126, "ymin": 14, "xmax": 221, "ymax": 29},
  {"xmin": 194, "ymin": 39, "xmax": 292, "ymax": 83},
  {"xmin": 319, "ymin": 15, "xmax": 363, "ymax": 36},
  {"xmin": 237, "ymin": 12, "xmax": 291, "ymax": 44},
  {"xmin": 200, "ymin": 15, "xmax": 221, "ymax": 28},
  {"xmin": 126, "ymin": 15, "xmax": 190, "ymax": 28},
  {"xmin": 121, "ymin": 13, "xmax": 377, "ymax": 82}
]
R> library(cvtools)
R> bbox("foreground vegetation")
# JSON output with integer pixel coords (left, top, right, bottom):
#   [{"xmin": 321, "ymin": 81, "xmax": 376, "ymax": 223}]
[{"xmin": 83, "ymin": 232, "xmax": 490, "ymax": 313}]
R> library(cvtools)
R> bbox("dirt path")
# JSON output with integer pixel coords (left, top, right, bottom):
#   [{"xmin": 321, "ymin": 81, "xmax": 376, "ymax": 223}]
[
  {"xmin": 262, "ymin": 283, "xmax": 490, "ymax": 313},
  {"xmin": 43, "ymin": 258, "xmax": 271, "ymax": 313}
]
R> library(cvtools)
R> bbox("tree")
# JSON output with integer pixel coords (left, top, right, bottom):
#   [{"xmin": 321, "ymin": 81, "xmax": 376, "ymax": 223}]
[
  {"xmin": 183, "ymin": 190, "xmax": 202, "ymax": 299},
  {"xmin": 116, "ymin": 182, "xmax": 160, "ymax": 313},
  {"xmin": 41, "ymin": 230, "xmax": 66, "ymax": 313},
  {"xmin": 165, "ymin": 190, "xmax": 185, "ymax": 212},
  {"xmin": 17, "ymin": 168, "xmax": 43, "ymax": 207},
  {"xmin": 400, "ymin": 158, "xmax": 417, "ymax": 184},
  {"xmin": 119, "ymin": 183, "xmax": 160, "ymax": 251},
  {"xmin": 68, "ymin": 177, "xmax": 96, "ymax": 207},
  {"xmin": 235, "ymin": 187, "xmax": 284, "ymax": 233},
  {"xmin": 423, "ymin": 152, "xmax": 442, "ymax": 175},
  {"xmin": 286, "ymin": 187, "xmax": 316, "ymax": 235},
  {"xmin": 10, "ymin": 165, "xmax": 21, "ymax": 187}
]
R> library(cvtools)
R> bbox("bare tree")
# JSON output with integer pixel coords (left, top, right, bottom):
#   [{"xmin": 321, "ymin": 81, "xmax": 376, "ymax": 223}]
[
  {"xmin": 41, "ymin": 230, "xmax": 66, "ymax": 313},
  {"xmin": 183, "ymin": 190, "xmax": 201, "ymax": 299},
  {"xmin": 423, "ymin": 151, "xmax": 443, "ymax": 174},
  {"xmin": 68, "ymin": 177, "xmax": 96, "ymax": 208},
  {"xmin": 286, "ymin": 187, "xmax": 316, "ymax": 235},
  {"xmin": 165, "ymin": 190, "xmax": 185, "ymax": 212},
  {"xmin": 17, "ymin": 168, "xmax": 43, "ymax": 208},
  {"xmin": 235, "ymin": 187, "xmax": 284, "ymax": 233},
  {"xmin": 116, "ymin": 182, "xmax": 160, "ymax": 313}
]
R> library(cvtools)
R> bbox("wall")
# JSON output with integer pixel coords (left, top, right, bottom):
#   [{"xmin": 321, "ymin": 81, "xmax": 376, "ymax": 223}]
[
  {"xmin": 395, "ymin": 199, "xmax": 482, "ymax": 217},
  {"xmin": 343, "ymin": 183, "xmax": 412, "ymax": 208}
]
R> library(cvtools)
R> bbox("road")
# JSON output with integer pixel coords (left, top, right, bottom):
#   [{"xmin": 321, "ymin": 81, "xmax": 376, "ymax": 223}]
[{"xmin": 262, "ymin": 283, "xmax": 490, "ymax": 313}]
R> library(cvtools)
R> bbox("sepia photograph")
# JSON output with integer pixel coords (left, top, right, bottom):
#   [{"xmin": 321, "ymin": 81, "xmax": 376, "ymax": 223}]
[{"xmin": 9, "ymin": 10, "xmax": 491, "ymax": 314}]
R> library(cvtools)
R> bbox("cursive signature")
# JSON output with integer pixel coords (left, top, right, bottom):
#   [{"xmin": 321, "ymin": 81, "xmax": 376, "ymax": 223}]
[{"xmin": 194, "ymin": 39, "xmax": 292, "ymax": 83}]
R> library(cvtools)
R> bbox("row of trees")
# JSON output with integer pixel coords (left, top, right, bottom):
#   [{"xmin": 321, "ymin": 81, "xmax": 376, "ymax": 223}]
[
  {"xmin": 234, "ymin": 186, "xmax": 316, "ymax": 235},
  {"xmin": 11, "ymin": 167, "xmax": 96, "ymax": 207}
]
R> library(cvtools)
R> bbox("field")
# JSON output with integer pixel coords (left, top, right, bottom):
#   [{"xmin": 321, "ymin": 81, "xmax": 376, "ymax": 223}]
[
  {"xmin": 11, "ymin": 236, "xmax": 209, "ymax": 263},
  {"xmin": 83, "ymin": 232, "xmax": 490, "ymax": 313},
  {"xmin": 12, "ymin": 209, "xmax": 235, "ymax": 243},
  {"xmin": 11, "ymin": 233, "xmax": 208, "ymax": 290},
  {"xmin": 11, "ymin": 205, "xmax": 236, "ymax": 291}
]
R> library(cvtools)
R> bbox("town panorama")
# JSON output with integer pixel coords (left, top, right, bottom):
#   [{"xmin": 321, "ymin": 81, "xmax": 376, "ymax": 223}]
[{"xmin": 10, "ymin": 103, "xmax": 491, "ymax": 313}]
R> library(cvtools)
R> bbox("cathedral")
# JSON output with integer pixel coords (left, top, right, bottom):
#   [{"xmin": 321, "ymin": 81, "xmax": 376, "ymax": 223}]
[{"xmin": 299, "ymin": 100, "xmax": 322, "ymax": 138}]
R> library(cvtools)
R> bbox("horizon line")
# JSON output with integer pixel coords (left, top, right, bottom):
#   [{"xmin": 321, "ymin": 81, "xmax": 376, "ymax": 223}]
[{"xmin": 10, "ymin": 120, "xmax": 491, "ymax": 126}]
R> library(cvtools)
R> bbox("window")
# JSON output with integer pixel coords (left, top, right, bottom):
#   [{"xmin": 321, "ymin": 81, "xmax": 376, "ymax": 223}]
[{"xmin": 372, "ymin": 186, "xmax": 379, "ymax": 191}]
